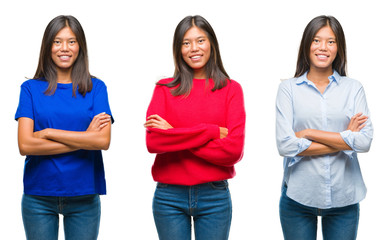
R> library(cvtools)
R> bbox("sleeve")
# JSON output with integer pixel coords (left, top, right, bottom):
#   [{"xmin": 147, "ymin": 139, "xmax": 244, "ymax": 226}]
[
  {"xmin": 339, "ymin": 86, "xmax": 373, "ymax": 156},
  {"xmin": 188, "ymin": 81, "xmax": 246, "ymax": 167},
  {"xmin": 275, "ymin": 81, "xmax": 312, "ymax": 166},
  {"xmin": 15, "ymin": 81, "xmax": 34, "ymax": 121},
  {"xmin": 93, "ymin": 80, "xmax": 114, "ymax": 123},
  {"xmin": 146, "ymin": 84, "xmax": 220, "ymax": 154}
]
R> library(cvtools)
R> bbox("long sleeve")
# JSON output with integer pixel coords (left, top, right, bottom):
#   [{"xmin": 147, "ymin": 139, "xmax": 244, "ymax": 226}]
[
  {"xmin": 189, "ymin": 81, "xmax": 245, "ymax": 167},
  {"xmin": 276, "ymin": 80, "xmax": 312, "ymax": 166},
  {"xmin": 340, "ymin": 86, "xmax": 373, "ymax": 154},
  {"xmin": 146, "ymin": 124, "xmax": 219, "ymax": 153},
  {"xmin": 146, "ymin": 82, "xmax": 220, "ymax": 154}
]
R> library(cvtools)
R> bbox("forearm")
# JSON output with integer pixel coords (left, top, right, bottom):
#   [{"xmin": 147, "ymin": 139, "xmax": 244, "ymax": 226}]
[
  {"xmin": 18, "ymin": 117, "xmax": 79, "ymax": 156},
  {"xmin": 18, "ymin": 137, "xmax": 79, "ymax": 156},
  {"xmin": 297, "ymin": 142, "xmax": 338, "ymax": 156},
  {"xmin": 43, "ymin": 125, "xmax": 111, "ymax": 150},
  {"xmin": 300, "ymin": 129, "xmax": 352, "ymax": 151},
  {"xmin": 146, "ymin": 123, "xmax": 219, "ymax": 153}
]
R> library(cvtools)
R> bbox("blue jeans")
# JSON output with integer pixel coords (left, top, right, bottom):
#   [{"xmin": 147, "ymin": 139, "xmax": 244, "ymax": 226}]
[
  {"xmin": 153, "ymin": 180, "xmax": 232, "ymax": 240},
  {"xmin": 279, "ymin": 186, "xmax": 359, "ymax": 240},
  {"xmin": 22, "ymin": 194, "xmax": 101, "ymax": 240}
]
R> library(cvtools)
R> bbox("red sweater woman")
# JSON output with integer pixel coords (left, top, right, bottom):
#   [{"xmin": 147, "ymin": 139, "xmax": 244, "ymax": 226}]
[{"xmin": 145, "ymin": 15, "xmax": 245, "ymax": 240}]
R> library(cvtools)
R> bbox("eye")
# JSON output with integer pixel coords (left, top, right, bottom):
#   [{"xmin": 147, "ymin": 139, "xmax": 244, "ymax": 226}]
[
  {"xmin": 53, "ymin": 40, "xmax": 61, "ymax": 45},
  {"xmin": 182, "ymin": 41, "xmax": 190, "ymax": 46},
  {"xmin": 328, "ymin": 40, "xmax": 336, "ymax": 45},
  {"xmin": 198, "ymin": 39, "xmax": 205, "ymax": 43},
  {"xmin": 312, "ymin": 39, "xmax": 319, "ymax": 44},
  {"xmin": 69, "ymin": 40, "xmax": 77, "ymax": 45}
]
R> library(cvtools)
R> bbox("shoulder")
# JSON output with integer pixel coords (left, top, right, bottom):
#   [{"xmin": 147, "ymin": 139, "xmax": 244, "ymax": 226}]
[
  {"xmin": 278, "ymin": 77, "xmax": 298, "ymax": 89},
  {"xmin": 227, "ymin": 79, "xmax": 241, "ymax": 87},
  {"xmin": 225, "ymin": 79, "xmax": 243, "ymax": 92},
  {"xmin": 156, "ymin": 77, "xmax": 174, "ymax": 85},
  {"xmin": 338, "ymin": 76, "xmax": 363, "ymax": 89},
  {"xmin": 91, "ymin": 77, "xmax": 107, "ymax": 87},
  {"xmin": 90, "ymin": 78, "xmax": 109, "ymax": 94},
  {"xmin": 20, "ymin": 79, "xmax": 47, "ymax": 91}
]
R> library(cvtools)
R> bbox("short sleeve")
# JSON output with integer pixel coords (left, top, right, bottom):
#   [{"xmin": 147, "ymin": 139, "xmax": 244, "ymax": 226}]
[
  {"xmin": 15, "ymin": 81, "xmax": 34, "ymax": 121},
  {"xmin": 92, "ymin": 79, "xmax": 114, "ymax": 123}
]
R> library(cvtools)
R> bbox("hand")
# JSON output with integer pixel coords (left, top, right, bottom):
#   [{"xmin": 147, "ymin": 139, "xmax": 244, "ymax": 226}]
[
  {"xmin": 219, "ymin": 127, "xmax": 228, "ymax": 139},
  {"xmin": 144, "ymin": 114, "xmax": 173, "ymax": 130},
  {"xmin": 87, "ymin": 112, "xmax": 111, "ymax": 132},
  {"xmin": 347, "ymin": 113, "xmax": 368, "ymax": 132}
]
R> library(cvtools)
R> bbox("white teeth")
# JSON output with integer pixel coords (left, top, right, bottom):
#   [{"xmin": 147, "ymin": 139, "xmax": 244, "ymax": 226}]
[
  {"xmin": 191, "ymin": 56, "xmax": 201, "ymax": 59},
  {"xmin": 317, "ymin": 55, "xmax": 328, "ymax": 58},
  {"xmin": 59, "ymin": 56, "xmax": 70, "ymax": 60}
]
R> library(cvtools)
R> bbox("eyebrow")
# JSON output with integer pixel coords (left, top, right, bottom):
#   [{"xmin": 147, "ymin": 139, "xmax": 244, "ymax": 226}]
[
  {"xmin": 54, "ymin": 37, "xmax": 77, "ymax": 40},
  {"xmin": 314, "ymin": 36, "xmax": 336, "ymax": 40},
  {"xmin": 183, "ymin": 36, "xmax": 207, "ymax": 41}
]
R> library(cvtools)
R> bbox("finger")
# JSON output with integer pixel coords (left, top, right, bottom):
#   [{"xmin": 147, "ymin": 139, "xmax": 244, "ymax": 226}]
[
  {"xmin": 145, "ymin": 119, "xmax": 161, "ymax": 125},
  {"xmin": 357, "ymin": 118, "xmax": 368, "ymax": 124},
  {"xmin": 351, "ymin": 113, "xmax": 362, "ymax": 119},
  {"xmin": 357, "ymin": 123, "xmax": 366, "ymax": 131},
  {"xmin": 147, "ymin": 114, "xmax": 160, "ymax": 120}
]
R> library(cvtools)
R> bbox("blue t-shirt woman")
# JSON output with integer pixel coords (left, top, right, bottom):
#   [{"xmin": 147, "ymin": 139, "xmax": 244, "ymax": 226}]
[{"xmin": 15, "ymin": 15, "xmax": 113, "ymax": 240}]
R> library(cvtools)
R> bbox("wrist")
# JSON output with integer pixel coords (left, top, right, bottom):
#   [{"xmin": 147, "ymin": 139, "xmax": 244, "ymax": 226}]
[
  {"xmin": 43, "ymin": 128, "xmax": 52, "ymax": 139},
  {"xmin": 304, "ymin": 129, "xmax": 313, "ymax": 139}
]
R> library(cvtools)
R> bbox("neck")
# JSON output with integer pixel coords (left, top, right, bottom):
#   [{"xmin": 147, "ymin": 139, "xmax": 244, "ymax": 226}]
[
  {"xmin": 193, "ymin": 69, "xmax": 206, "ymax": 79},
  {"xmin": 57, "ymin": 67, "xmax": 72, "ymax": 83},
  {"xmin": 307, "ymin": 67, "xmax": 333, "ymax": 83}
]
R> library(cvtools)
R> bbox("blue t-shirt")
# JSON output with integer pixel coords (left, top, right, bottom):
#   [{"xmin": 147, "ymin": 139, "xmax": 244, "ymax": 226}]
[{"xmin": 15, "ymin": 78, "xmax": 114, "ymax": 197}]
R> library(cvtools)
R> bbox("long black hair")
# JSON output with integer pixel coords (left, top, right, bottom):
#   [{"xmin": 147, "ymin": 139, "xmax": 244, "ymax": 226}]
[
  {"xmin": 34, "ymin": 15, "xmax": 92, "ymax": 96},
  {"xmin": 295, "ymin": 15, "xmax": 347, "ymax": 77},
  {"xmin": 159, "ymin": 15, "xmax": 229, "ymax": 96}
]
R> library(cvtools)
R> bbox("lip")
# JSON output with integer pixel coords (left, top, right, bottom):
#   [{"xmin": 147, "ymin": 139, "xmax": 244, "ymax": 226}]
[
  {"xmin": 58, "ymin": 55, "xmax": 72, "ymax": 61},
  {"xmin": 189, "ymin": 54, "xmax": 203, "ymax": 61},
  {"xmin": 315, "ymin": 54, "xmax": 329, "ymax": 60}
]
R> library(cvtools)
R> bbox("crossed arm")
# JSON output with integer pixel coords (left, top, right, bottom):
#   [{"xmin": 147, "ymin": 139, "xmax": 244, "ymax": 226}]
[
  {"xmin": 144, "ymin": 114, "xmax": 228, "ymax": 139},
  {"xmin": 18, "ymin": 113, "xmax": 112, "ymax": 156},
  {"xmin": 296, "ymin": 113, "xmax": 368, "ymax": 156}
]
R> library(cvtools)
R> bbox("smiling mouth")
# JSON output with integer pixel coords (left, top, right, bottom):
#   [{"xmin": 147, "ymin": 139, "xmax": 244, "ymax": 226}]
[
  {"xmin": 316, "ymin": 54, "xmax": 329, "ymax": 59},
  {"xmin": 59, "ymin": 55, "xmax": 71, "ymax": 60},
  {"xmin": 190, "ymin": 55, "xmax": 202, "ymax": 60}
]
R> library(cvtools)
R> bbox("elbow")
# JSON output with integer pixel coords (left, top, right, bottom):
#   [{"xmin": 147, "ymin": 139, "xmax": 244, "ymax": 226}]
[
  {"xmin": 18, "ymin": 142, "xmax": 29, "ymax": 156},
  {"xmin": 146, "ymin": 144, "xmax": 161, "ymax": 154},
  {"xmin": 354, "ymin": 137, "xmax": 373, "ymax": 153},
  {"xmin": 90, "ymin": 136, "xmax": 111, "ymax": 151},
  {"xmin": 356, "ymin": 143, "xmax": 372, "ymax": 153},
  {"xmin": 101, "ymin": 142, "xmax": 110, "ymax": 151},
  {"xmin": 98, "ymin": 139, "xmax": 111, "ymax": 151},
  {"xmin": 19, "ymin": 149, "xmax": 27, "ymax": 156},
  {"xmin": 220, "ymin": 148, "xmax": 244, "ymax": 167}
]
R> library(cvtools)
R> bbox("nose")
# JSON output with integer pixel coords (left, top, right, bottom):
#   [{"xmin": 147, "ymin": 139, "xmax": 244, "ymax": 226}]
[
  {"xmin": 61, "ymin": 42, "xmax": 69, "ymax": 51},
  {"xmin": 318, "ymin": 41, "xmax": 327, "ymax": 51},
  {"xmin": 191, "ymin": 42, "xmax": 199, "ymax": 52}
]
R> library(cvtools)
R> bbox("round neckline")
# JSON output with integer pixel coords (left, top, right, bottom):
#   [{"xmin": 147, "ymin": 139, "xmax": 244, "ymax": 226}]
[{"xmin": 57, "ymin": 82, "xmax": 73, "ymax": 89}]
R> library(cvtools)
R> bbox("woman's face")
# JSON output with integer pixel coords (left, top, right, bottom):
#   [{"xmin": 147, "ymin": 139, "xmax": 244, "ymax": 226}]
[
  {"xmin": 309, "ymin": 25, "xmax": 338, "ymax": 72},
  {"xmin": 181, "ymin": 26, "xmax": 211, "ymax": 79},
  {"xmin": 51, "ymin": 26, "xmax": 79, "ymax": 71}
]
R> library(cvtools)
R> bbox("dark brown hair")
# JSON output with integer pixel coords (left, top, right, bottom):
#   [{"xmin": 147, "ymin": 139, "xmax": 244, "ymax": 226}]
[
  {"xmin": 295, "ymin": 15, "xmax": 347, "ymax": 77},
  {"xmin": 159, "ymin": 15, "xmax": 229, "ymax": 96},
  {"xmin": 34, "ymin": 15, "xmax": 92, "ymax": 96}
]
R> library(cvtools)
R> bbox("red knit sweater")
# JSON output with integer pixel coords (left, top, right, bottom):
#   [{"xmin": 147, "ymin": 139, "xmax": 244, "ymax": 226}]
[{"xmin": 146, "ymin": 78, "xmax": 245, "ymax": 185}]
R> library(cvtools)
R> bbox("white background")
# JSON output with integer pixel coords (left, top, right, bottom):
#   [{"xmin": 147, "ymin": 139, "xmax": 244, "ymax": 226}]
[{"xmin": 1, "ymin": 0, "xmax": 387, "ymax": 239}]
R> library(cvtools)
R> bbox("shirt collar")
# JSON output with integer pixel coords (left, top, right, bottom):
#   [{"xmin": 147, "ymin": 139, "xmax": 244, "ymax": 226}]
[{"xmin": 296, "ymin": 71, "xmax": 342, "ymax": 85}]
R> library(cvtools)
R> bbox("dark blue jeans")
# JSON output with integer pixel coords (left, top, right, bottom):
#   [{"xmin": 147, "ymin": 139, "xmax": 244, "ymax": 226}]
[
  {"xmin": 152, "ymin": 180, "xmax": 232, "ymax": 240},
  {"xmin": 22, "ymin": 194, "xmax": 101, "ymax": 240},
  {"xmin": 279, "ymin": 186, "xmax": 359, "ymax": 240}
]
